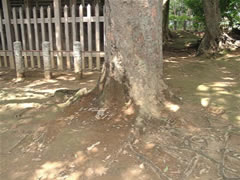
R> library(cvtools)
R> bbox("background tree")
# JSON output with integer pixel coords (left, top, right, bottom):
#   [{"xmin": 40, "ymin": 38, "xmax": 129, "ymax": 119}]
[
  {"xmin": 197, "ymin": 0, "xmax": 222, "ymax": 54},
  {"xmin": 184, "ymin": 0, "xmax": 204, "ymax": 29},
  {"xmin": 163, "ymin": 0, "xmax": 172, "ymax": 42},
  {"xmin": 185, "ymin": 0, "xmax": 240, "ymax": 30},
  {"xmin": 184, "ymin": 0, "xmax": 240, "ymax": 55},
  {"xmin": 99, "ymin": 0, "xmax": 168, "ymax": 122},
  {"xmin": 169, "ymin": 0, "xmax": 193, "ymax": 31}
]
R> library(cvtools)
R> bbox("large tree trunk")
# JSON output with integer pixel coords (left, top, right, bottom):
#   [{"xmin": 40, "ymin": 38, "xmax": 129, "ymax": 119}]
[
  {"xmin": 197, "ymin": 0, "xmax": 221, "ymax": 55},
  {"xmin": 99, "ymin": 0, "xmax": 167, "ymax": 120},
  {"xmin": 163, "ymin": 0, "xmax": 172, "ymax": 43}
]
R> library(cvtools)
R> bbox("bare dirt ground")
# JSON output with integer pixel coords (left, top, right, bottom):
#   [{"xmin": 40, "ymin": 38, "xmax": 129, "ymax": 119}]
[{"xmin": 1, "ymin": 42, "xmax": 240, "ymax": 179}]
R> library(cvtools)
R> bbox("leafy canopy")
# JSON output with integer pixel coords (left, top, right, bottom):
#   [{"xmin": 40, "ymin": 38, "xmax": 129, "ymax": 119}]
[{"xmin": 184, "ymin": 0, "xmax": 240, "ymax": 29}]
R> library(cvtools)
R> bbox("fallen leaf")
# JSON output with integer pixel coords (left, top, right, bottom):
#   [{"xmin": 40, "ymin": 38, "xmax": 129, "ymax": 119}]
[{"xmin": 164, "ymin": 166, "xmax": 168, "ymax": 173}]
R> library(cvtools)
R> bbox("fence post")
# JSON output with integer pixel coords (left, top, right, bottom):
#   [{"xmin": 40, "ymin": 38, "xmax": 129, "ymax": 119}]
[
  {"xmin": 42, "ymin": 42, "xmax": 52, "ymax": 80},
  {"xmin": 54, "ymin": 0, "xmax": 63, "ymax": 70},
  {"xmin": 14, "ymin": 42, "xmax": 25, "ymax": 80},
  {"xmin": 73, "ymin": 41, "xmax": 82, "ymax": 79},
  {"xmin": 87, "ymin": 4, "xmax": 93, "ymax": 70},
  {"xmin": 2, "ymin": 0, "xmax": 14, "ymax": 69}
]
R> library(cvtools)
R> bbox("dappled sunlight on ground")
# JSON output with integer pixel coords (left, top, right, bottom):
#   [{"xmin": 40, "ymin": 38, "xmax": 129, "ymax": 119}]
[
  {"xmin": 1, "ymin": 41, "xmax": 240, "ymax": 179},
  {"xmin": 32, "ymin": 161, "xmax": 65, "ymax": 180},
  {"xmin": 0, "ymin": 103, "xmax": 41, "ymax": 113},
  {"xmin": 0, "ymin": 70, "xmax": 101, "ymax": 180},
  {"xmin": 164, "ymin": 48, "xmax": 240, "ymax": 125},
  {"xmin": 164, "ymin": 101, "xmax": 180, "ymax": 112},
  {"xmin": 0, "ymin": 70, "xmax": 100, "ymax": 118},
  {"xmin": 122, "ymin": 165, "xmax": 150, "ymax": 180},
  {"xmin": 196, "ymin": 80, "xmax": 240, "ymax": 122}
]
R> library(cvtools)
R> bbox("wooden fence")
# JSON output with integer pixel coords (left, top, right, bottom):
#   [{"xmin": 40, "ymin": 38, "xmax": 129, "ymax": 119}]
[{"xmin": 0, "ymin": 3, "xmax": 105, "ymax": 71}]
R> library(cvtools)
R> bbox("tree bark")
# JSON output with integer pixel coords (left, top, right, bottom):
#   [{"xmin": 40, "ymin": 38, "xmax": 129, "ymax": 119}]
[
  {"xmin": 197, "ymin": 0, "xmax": 222, "ymax": 55},
  {"xmin": 163, "ymin": 0, "xmax": 171, "ymax": 43},
  {"xmin": 99, "ymin": 0, "xmax": 167, "ymax": 120}
]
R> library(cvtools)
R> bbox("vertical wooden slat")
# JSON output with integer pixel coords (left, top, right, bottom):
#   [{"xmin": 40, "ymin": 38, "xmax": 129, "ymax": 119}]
[
  {"xmin": 79, "ymin": 5, "xmax": 85, "ymax": 69},
  {"xmin": 0, "ymin": 50, "xmax": 2, "ymax": 67},
  {"xmin": 12, "ymin": 8, "xmax": 19, "ymax": 41},
  {"xmin": 2, "ymin": 0, "xmax": 14, "ymax": 69},
  {"xmin": 95, "ymin": 3, "xmax": 100, "ymax": 70},
  {"xmin": 64, "ymin": 5, "xmax": 71, "ymax": 69},
  {"xmin": 87, "ymin": 4, "xmax": 92, "ymax": 70},
  {"xmin": 54, "ymin": 0, "xmax": 63, "ymax": 70},
  {"xmin": 0, "ymin": 11, "xmax": 3, "ymax": 67},
  {"xmin": 47, "ymin": 6, "xmax": 54, "ymax": 69},
  {"xmin": 71, "ymin": 4, "xmax": 76, "ymax": 70},
  {"xmin": 70, "ymin": 0, "xmax": 77, "ymax": 6},
  {"xmin": 33, "ymin": 7, "xmax": 41, "ymax": 68},
  {"xmin": 103, "ymin": 5, "xmax": 106, "ymax": 54},
  {"xmin": 26, "ymin": 6, "xmax": 34, "ymax": 68},
  {"xmin": 103, "ymin": 5, "xmax": 106, "ymax": 67},
  {"xmin": 19, "ymin": 7, "xmax": 28, "ymax": 68},
  {"xmin": 40, "ymin": 7, "xmax": 46, "ymax": 42},
  {"xmin": 81, "ymin": 0, "xmax": 85, "ymax": 7},
  {"xmin": 0, "ymin": 10, "xmax": 7, "ymax": 67},
  {"xmin": 72, "ymin": 4, "xmax": 76, "ymax": 42}
]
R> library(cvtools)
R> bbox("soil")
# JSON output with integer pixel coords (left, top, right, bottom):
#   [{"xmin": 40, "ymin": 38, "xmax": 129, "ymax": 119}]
[{"xmin": 1, "ymin": 33, "xmax": 240, "ymax": 180}]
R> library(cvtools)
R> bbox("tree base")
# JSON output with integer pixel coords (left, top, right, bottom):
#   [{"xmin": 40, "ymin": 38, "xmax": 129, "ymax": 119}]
[
  {"xmin": 75, "ymin": 72, "xmax": 83, "ymax": 80},
  {"xmin": 197, "ymin": 32, "xmax": 240, "ymax": 56},
  {"xmin": 44, "ymin": 71, "xmax": 52, "ymax": 80},
  {"xmin": 16, "ymin": 72, "xmax": 25, "ymax": 81}
]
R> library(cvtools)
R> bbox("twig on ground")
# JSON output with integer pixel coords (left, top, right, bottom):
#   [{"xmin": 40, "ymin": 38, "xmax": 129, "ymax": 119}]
[
  {"xmin": 8, "ymin": 134, "xmax": 29, "ymax": 153},
  {"xmin": 15, "ymin": 107, "xmax": 33, "ymax": 119},
  {"xmin": 183, "ymin": 155, "xmax": 200, "ymax": 178}
]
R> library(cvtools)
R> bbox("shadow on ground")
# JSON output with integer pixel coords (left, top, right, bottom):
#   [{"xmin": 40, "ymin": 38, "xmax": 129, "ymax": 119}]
[{"xmin": 1, "ymin": 47, "xmax": 240, "ymax": 180}]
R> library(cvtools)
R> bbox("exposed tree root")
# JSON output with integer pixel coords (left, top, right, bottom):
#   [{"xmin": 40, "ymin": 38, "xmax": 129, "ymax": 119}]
[
  {"xmin": 155, "ymin": 135, "xmax": 239, "ymax": 180},
  {"xmin": 218, "ymin": 126, "xmax": 240, "ymax": 180},
  {"xmin": 218, "ymin": 33, "xmax": 240, "ymax": 52},
  {"xmin": 57, "ymin": 88, "xmax": 91, "ymax": 108},
  {"xmin": 126, "ymin": 133, "xmax": 172, "ymax": 180},
  {"xmin": 41, "ymin": 87, "xmax": 96, "ymax": 114},
  {"xmin": 169, "ymin": 143, "xmax": 238, "ymax": 175},
  {"xmin": 198, "ymin": 32, "xmax": 240, "ymax": 56},
  {"xmin": 54, "ymin": 88, "xmax": 81, "ymax": 95},
  {"xmin": 182, "ymin": 155, "xmax": 200, "ymax": 178},
  {"xmin": 105, "ymin": 141, "xmax": 128, "ymax": 168}
]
